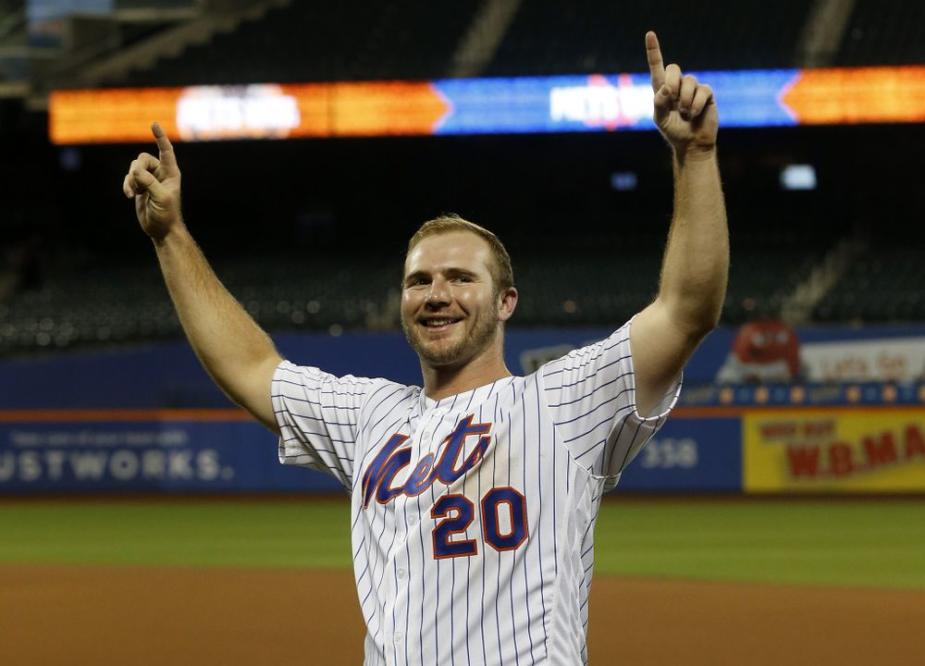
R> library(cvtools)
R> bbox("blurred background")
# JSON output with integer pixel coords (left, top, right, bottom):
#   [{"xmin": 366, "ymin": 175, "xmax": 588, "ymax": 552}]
[
  {"xmin": 1, "ymin": 0, "xmax": 924, "ymax": 495},
  {"xmin": 0, "ymin": 2, "xmax": 924, "ymax": 664}
]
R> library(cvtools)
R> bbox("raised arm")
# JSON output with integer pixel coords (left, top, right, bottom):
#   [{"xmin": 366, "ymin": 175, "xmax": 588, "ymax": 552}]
[
  {"xmin": 122, "ymin": 123, "xmax": 282, "ymax": 431},
  {"xmin": 630, "ymin": 32, "xmax": 729, "ymax": 415}
]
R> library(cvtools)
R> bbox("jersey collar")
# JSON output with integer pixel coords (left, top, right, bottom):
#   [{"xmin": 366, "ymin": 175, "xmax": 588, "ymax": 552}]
[{"xmin": 417, "ymin": 375, "xmax": 518, "ymax": 414}]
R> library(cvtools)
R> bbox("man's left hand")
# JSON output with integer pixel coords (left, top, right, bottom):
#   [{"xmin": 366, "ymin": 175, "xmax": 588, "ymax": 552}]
[{"xmin": 646, "ymin": 31, "xmax": 718, "ymax": 158}]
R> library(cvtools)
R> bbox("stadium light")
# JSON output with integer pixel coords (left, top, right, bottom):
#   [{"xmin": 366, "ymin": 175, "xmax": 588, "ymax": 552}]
[
  {"xmin": 610, "ymin": 171, "xmax": 638, "ymax": 191},
  {"xmin": 780, "ymin": 164, "xmax": 817, "ymax": 190}
]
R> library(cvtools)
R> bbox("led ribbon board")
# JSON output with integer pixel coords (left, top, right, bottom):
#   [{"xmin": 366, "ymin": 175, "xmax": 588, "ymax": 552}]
[{"xmin": 49, "ymin": 66, "xmax": 925, "ymax": 144}]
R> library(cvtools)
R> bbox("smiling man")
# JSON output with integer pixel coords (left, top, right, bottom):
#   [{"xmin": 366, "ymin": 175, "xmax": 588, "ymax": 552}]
[
  {"xmin": 401, "ymin": 221, "xmax": 518, "ymax": 396},
  {"xmin": 123, "ymin": 31, "xmax": 727, "ymax": 666}
]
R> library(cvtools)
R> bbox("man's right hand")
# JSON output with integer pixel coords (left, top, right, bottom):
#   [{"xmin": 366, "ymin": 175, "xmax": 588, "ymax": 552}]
[{"xmin": 122, "ymin": 122, "xmax": 183, "ymax": 241}]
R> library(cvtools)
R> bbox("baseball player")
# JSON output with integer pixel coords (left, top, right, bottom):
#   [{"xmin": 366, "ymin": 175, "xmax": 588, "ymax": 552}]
[{"xmin": 123, "ymin": 31, "xmax": 727, "ymax": 665}]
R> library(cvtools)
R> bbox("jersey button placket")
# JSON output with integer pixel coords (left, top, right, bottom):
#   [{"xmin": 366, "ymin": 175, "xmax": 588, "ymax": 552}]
[{"xmin": 425, "ymin": 407, "xmax": 447, "ymax": 445}]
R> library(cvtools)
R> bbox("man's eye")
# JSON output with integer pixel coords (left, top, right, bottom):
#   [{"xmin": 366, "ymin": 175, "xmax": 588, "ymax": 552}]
[{"xmin": 453, "ymin": 276, "xmax": 472, "ymax": 283}]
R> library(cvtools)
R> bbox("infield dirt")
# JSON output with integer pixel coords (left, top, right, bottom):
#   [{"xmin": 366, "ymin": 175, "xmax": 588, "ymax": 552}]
[{"xmin": 1, "ymin": 565, "xmax": 921, "ymax": 665}]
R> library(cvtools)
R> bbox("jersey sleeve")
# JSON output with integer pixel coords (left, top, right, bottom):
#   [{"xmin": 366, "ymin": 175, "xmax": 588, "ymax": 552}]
[
  {"xmin": 540, "ymin": 317, "xmax": 682, "ymax": 479},
  {"xmin": 271, "ymin": 360, "xmax": 378, "ymax": 489}
]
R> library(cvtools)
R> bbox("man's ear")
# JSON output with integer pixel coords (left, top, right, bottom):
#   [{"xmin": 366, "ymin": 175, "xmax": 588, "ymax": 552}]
[{"xmin": 498, "ymin": 287, "xmax": 518, "ymax": 322}]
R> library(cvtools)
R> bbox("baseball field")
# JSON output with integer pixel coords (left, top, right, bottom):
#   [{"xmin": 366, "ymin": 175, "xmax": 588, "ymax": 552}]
[{"xmin": 1, "ymin": 497, "xmax": 923, "ymax": 665}]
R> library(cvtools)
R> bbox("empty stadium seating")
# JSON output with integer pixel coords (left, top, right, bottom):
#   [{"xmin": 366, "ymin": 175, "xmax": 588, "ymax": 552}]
[
  {"xmin": 0, "ymin": 252, "xmax": 399, "ymax": 355},
  {"xmin": 118, "ymin": 0, "xmax": 821, "ymax": 89},
  {"xmin": 4, "ymin": 2, "xmax": 924, "ymax": 358},
  {"xmin": 484, "ymin": 0, "xmax": 811, "ymax": 76},
  {"xmin": 814, "ymin": 247, "xmax": 925, "ymax": 322},
  {"xmin": 835, "ymin": 0, "xmax": 925, "ymax": 66},
  {"xmin": 0, "ymin": 216, "xmax": 842, "ymax": 356},
  {"xmin": 120, "ymin": 1, "xmax": 481, "ymax": 87}
]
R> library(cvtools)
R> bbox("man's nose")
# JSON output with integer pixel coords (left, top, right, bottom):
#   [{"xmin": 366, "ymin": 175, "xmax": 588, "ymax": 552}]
[{"xmin": 425, "ymin": 278, "xmax": 451, "ymax": 307}]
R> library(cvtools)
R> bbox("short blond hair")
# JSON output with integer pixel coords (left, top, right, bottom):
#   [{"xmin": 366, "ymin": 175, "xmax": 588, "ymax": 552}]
[{"xmin": 406, "ymin": 214, "xmax": 514, "ymax": 294}]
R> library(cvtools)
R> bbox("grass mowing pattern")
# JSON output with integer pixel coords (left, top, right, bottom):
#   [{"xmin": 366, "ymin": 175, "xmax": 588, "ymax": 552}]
[{"xmin": 1, "ymin": 499, "xmax": 922, "ymax": 588}]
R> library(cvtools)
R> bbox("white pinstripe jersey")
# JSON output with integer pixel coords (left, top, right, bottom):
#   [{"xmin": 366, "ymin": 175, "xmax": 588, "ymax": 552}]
[{"xmin": 272, "ymin": 318, "xmax": 680, "ymax": 665}]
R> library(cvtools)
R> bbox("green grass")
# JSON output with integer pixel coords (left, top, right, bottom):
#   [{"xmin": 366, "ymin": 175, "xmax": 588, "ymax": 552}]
[
  {"xmin": 594, "ymin": 500, "xmax": 925, "ymax": 589},
  {"xmin": 0, "ymin": 500, "xmax": 352, "ymax": 569},
  {"xmin": 1, "ymin": 499, "xmax": 923, "ymax": 589}
]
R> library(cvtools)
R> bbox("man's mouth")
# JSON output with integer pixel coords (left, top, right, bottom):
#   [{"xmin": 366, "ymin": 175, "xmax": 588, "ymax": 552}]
[{"xmin": 419, "ymin": 317, "xmax": 463, "ymax": 332}]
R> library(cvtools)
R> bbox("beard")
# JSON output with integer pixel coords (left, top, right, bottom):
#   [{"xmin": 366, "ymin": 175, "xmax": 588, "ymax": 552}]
[{"xmin": 402, "ymin": 301, "xmax": 500, "ymax": 368}]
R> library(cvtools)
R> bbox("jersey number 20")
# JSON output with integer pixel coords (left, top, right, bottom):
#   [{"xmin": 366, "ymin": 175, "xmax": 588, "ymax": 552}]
[{"xmin": 431, "ymin": 487, "xmax": 528, "ymax": 558}]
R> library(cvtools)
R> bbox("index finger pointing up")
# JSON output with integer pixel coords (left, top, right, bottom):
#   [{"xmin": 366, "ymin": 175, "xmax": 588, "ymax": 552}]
[
  {"xmin": 645, "ymin": 31, "xmax": 666, "ymax": 92},
  {"xmin": 150, "ymin": 121, "xmax": 178, "ymax": 172}
]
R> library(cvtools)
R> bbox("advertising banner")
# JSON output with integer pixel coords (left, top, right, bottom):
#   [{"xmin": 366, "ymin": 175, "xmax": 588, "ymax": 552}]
[
  {"xmin": 743, "ymin": 408, "xmax": 925, "ymax": 492},
  {"xmin": 617, "ymin": 416, "xmax": 742, "ymax": 492},
  {"xmin": 0, "ymin": 410, "xmax": 746, "ymax": 494},
  {"xmin": 4, "ymin": 406, "xmax": 924, "ymax": 494},
  {"xmin": 800, "ymin": 337, "xmax": 925, "ymax": 383},
  {"xmin": 0, "ymin": 412, "xmax": 342, "ymax": 493},
  {"xmin": 716, "ymin": 323, "xmax": 925, "ymax": 385}
]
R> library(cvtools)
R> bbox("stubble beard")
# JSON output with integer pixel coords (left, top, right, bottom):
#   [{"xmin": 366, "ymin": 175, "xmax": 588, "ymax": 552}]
[{"xmin": 402, "ymin": 302, "xmax": 500, "ymax": 368}]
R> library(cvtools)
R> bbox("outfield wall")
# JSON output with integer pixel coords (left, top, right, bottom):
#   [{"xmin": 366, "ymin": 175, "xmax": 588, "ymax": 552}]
[
  {"xmin": 1, "ymin": 406, "xmax": 922, "ymax": 494},
  {"xmin": 627, "ymin": 406, "xmax": 925, "ymax": 494},
  {"xmin": 1, "ymin": 325, "xmax": 923, "ymax": 494}
]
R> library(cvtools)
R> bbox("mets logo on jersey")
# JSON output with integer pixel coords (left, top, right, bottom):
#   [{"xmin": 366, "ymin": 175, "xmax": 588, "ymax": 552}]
[{"xmin": 361, "ymin": 415, "xmax": 491, "ymax": 509}]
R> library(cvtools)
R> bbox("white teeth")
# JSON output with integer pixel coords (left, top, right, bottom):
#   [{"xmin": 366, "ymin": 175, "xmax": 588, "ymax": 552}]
[{"xmin": 424, "ymin": 319, "xmax": 456, "ymax": 327}]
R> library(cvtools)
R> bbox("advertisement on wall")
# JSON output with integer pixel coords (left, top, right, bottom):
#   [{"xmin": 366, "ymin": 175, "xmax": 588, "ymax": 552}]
[
  {"xmin": 2, "ymin": 324, "xmax": 925, "ymax": 495},
  {"xmin": 3, "ymin": 407, "xmax": 923, "ymax": 494},
  {"xmin": 743, "ymin": 408, "xmax": 925, "ymax": 492},
  {"xmin": 0, "ymin": 415, "xmax": 342, "ymax": 493},
  {"xmin": 618, "ymin": 416, "xmax": 742, "ymax": 492},
  {"xmin": 0, "ymin": 411, "xmax": 745, "ymax": 494},
  {"xmin": 716, "ymin": 322, "xmax": 925, "ymax": 384}
]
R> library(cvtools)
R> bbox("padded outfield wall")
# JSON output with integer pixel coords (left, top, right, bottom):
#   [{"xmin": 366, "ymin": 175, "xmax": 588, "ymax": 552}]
[{"xmin": 1, "ymin": 325, "xmax": 923, "ymax": 494}]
